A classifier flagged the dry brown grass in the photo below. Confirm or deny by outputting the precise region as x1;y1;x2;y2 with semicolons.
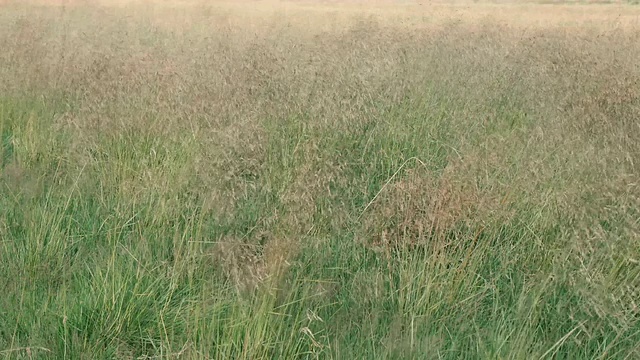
2;0;639;266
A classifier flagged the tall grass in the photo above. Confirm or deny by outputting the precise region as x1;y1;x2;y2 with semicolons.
1;1;639;358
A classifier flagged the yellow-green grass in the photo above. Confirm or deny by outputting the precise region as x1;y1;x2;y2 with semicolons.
1;1;639;358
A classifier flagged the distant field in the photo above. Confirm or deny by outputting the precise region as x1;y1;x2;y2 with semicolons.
1;1;639;359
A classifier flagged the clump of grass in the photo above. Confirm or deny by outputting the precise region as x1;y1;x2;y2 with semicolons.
1;1;639;359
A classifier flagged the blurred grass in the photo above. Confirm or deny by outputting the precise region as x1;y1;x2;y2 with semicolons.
1;2;639;359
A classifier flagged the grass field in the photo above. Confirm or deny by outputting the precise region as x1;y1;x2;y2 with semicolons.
1;0;639;358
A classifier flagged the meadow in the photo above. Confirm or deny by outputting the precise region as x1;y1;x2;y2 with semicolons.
0;1;639;358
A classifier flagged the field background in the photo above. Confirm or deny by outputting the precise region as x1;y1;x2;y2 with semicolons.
1;0;639;359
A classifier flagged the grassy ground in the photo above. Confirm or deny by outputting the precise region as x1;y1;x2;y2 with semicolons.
1;1;639;358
